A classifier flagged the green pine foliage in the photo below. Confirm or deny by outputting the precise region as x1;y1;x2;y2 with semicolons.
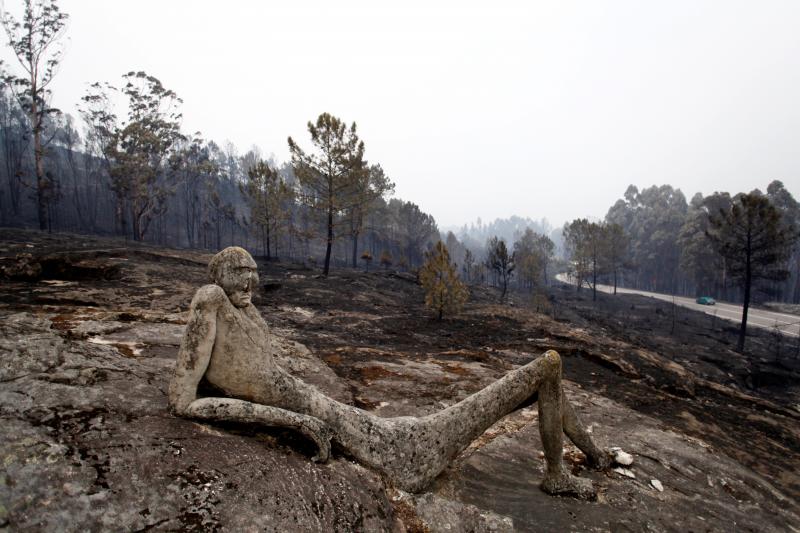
706;192;799;351
419;241;468;320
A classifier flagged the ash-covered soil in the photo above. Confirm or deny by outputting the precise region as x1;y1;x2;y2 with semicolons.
1;228;799;532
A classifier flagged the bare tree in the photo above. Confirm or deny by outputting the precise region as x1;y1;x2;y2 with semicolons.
486;236;515;302
1;0;69;230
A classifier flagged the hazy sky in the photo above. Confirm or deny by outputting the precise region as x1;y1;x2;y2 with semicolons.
3;0;799;229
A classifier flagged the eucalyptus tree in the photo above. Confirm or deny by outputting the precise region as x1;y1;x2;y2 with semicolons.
678;193;728;296
84;72;184;241
0;87;29;221
766;180;800;302
564;218;608;300
1;0;69;229
563;219;593;293
603;223;628;295
606;185;688;293
288;113;365;275
169;134;221;248
52;114;91;230
514;228;554;292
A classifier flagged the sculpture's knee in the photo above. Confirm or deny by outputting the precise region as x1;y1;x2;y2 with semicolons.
541;350;562;379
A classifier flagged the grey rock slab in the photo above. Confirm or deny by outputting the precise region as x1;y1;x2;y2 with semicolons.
433;384;800;532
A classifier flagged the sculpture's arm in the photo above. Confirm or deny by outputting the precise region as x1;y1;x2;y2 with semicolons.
169;285;332;462
183;397;332;462
168;285;223;416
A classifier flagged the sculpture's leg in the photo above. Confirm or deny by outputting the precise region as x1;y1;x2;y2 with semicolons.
283;350;604;495
537;353;596;499
184;397;332;463
562;390;611;469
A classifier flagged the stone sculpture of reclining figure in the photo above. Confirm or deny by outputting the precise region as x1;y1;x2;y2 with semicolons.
169;247;610;497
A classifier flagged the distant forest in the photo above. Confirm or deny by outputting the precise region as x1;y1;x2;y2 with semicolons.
604;183;799;304
1;0;798;307
0;71;444;273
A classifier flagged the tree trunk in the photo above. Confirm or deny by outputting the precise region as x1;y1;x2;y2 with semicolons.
352;232;358;268
738;240;752;353
132;208;141;242
32;106;48;231
265;223;271;260
323;205;333;276
116;196;127;238
592;257;597;301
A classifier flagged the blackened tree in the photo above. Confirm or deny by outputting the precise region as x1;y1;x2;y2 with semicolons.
707;192;798;351
1;0;69;230
486;236;515;302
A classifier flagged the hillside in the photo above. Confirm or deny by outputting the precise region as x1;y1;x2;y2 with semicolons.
1;229;799;532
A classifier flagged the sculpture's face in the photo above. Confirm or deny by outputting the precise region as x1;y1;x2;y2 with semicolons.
215;249;259;308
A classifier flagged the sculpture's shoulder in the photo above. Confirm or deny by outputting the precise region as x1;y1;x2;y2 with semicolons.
190;284;228;311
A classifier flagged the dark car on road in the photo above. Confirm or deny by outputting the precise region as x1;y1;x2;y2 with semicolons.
696;296;716;305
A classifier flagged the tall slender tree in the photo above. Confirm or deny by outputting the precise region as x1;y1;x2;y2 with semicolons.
0;87;29;221
707;192;798;351
603;223;628;295
486;236;515;302
97;72;184;241
288;113;365;275
1;0;69;230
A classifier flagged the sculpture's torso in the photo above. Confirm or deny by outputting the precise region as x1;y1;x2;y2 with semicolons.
203;295;290;406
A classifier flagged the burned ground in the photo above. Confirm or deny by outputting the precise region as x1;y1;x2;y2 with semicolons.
1;228;799;532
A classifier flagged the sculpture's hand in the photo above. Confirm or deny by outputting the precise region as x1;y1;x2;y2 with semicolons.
183;397;333;463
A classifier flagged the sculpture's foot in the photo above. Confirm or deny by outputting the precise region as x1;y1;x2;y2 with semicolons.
585;449;613;470
541;472;597;500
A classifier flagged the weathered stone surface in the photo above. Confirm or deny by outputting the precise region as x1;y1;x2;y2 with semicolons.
0;312;397;532
1;230;799;531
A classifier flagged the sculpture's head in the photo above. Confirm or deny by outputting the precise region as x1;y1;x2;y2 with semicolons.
208;247;259;308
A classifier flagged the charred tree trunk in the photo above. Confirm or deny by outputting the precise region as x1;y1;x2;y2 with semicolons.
738;233;752;353
323;203;333;276
352;232;359;269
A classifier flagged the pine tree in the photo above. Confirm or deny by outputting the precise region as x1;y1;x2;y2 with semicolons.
419;241;468;320
287;112;365;276
486;236;515;302
707;192;798;351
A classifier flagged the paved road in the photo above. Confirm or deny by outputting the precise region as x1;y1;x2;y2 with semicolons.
555;274;800;338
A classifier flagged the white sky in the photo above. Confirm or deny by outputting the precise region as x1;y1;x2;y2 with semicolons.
3;0;800;229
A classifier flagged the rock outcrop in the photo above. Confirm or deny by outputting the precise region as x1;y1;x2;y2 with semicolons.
1;230;799;531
